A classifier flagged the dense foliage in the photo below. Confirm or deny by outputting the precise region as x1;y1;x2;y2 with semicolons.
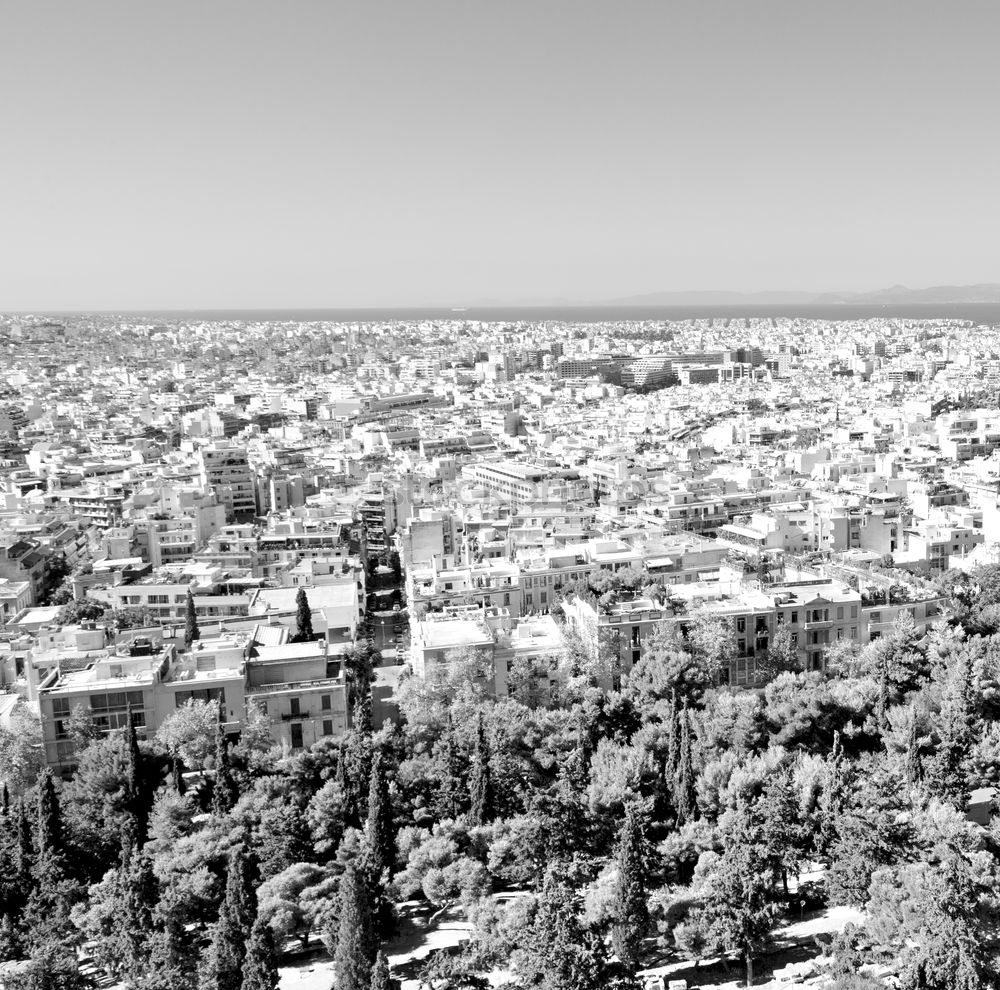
3;568;1000;988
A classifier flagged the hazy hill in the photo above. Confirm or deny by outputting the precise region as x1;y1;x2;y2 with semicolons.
601;284;1000;306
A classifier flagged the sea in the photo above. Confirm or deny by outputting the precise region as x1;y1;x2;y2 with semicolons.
17;303;1000;325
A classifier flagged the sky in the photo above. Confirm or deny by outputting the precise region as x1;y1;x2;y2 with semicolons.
1;0;998;309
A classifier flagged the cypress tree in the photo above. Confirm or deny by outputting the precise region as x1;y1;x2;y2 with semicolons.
141;916;196;990
818;730;847;859
333;863;377;990
610;803;649;976
224;845;258;939
354;691;373;735
172;755;187;795
202;897;243;990
674;704;697;825
202;847;257;990
124;705;148;844
365;750;396;880
370;952;391;990
927;659;975;807
36;769;64;860
434;721;464;820
241;915;279;990
467;713;495;826
905;708;923;786
517;866;608;990
663;691;680;815
15;798;32;880
213;721;238;816
118;847;158;979
294;587;313;642
875;662;890;738
184;589;200;648
1;782;8;817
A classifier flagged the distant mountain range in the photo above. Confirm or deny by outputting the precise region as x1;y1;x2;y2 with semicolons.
598;284;1000;306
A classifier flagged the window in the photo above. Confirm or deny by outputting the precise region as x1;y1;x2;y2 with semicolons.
322;719;333;736
290;724;303;749
290;697;301;716
836;606;844;620
736;617;746;633
791;611;798;623
321;694;331;711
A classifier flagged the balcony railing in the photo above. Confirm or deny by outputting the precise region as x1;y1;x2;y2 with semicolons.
802;619;833;630
248;676;344;694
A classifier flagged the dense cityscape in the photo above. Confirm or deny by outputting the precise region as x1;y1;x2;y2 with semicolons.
0;309;999;988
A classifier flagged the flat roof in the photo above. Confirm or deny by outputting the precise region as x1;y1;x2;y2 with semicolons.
420;619;493;651
251;584;356;613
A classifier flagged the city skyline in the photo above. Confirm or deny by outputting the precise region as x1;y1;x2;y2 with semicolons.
2;0;999;309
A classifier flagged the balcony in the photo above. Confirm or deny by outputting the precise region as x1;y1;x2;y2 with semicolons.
247;675;344;694
802;618;833;631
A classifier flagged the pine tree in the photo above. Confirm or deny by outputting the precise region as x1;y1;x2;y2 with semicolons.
294;587;313;642
36;768;64;860
365;750;396;880
610;803;649;976
333;863;377;990
468;713;495;826
184;589;200;648
674;704;698;825
702;797;782;988
370;952;392;990
241;915;279;990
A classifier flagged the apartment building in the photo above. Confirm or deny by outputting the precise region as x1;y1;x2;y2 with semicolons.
246;639;349;750
563;577;865;688
0;577;32;626
34;629;351;772
197;441;257;521
408;556;522;619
